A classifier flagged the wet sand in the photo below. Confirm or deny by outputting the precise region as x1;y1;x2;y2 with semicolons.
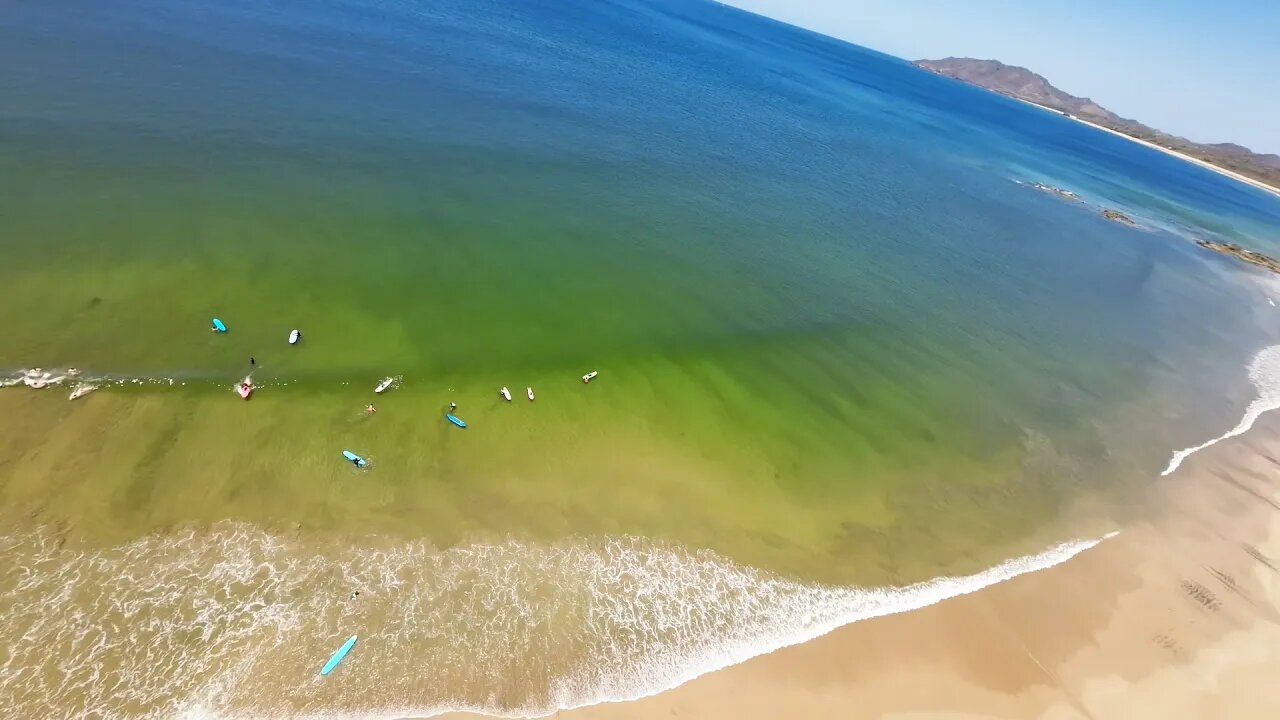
446;412;1280;720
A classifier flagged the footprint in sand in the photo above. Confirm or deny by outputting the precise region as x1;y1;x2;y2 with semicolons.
1179;579;1222;612
1152;633;1184;657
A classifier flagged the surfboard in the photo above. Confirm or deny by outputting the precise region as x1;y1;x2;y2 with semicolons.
374;377;394;393
500;386;512;401
446;414;467;428
527;386;535;401
237;377;253;399
342;450;367;467
320;635;357;676
289;329;300;345
581;371;598;383
212;318;227;333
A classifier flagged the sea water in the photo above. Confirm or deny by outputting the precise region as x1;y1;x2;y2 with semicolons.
2;0;1280;716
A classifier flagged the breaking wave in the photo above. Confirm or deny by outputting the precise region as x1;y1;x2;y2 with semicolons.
0;524;1108;719
1162;344;1280;476
2;367;188;390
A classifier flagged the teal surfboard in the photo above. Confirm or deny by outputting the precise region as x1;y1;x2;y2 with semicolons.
342;450;367;467
446;414;467;428
320;635;357;676
211;318;227;333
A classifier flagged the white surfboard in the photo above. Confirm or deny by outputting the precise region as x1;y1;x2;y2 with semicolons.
527;386;535;401
500;386;512;401
375;377;394;393
289;329;300;344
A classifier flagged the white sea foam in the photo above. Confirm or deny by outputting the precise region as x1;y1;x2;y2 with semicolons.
1162;344;1280;476
1;368;270;394
1;367;72;389
0;524;1109;719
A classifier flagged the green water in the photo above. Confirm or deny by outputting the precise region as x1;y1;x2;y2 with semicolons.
1;0;1278;589
8;1;1280;716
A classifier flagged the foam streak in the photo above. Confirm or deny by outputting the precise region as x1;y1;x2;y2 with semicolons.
1162;344;1280;476
0;525;1112;719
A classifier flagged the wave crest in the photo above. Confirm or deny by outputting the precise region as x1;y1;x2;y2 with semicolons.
0;525;1105;719
1162;344;1280;476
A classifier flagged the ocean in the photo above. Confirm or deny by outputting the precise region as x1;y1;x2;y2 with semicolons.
2;0;1280;716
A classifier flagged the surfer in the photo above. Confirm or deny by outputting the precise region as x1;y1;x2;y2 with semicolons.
250;357;256;367
365;404;376;414
448;401;457;411
350;456;362;468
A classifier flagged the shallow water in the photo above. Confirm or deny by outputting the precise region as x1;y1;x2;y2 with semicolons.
0;522;1106;718
2;0;1280;715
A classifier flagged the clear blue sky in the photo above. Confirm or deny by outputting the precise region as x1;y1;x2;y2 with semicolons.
721;0;1280;153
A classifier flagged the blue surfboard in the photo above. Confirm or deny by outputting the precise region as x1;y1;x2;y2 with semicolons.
212;318;227;333
342;450;368;467
320;635;357;676
446;414;467;428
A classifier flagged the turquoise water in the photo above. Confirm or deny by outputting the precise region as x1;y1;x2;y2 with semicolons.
2;0;1280;716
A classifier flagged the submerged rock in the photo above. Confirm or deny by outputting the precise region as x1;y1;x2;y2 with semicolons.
1101;209;1137;226
1195;239;1280;274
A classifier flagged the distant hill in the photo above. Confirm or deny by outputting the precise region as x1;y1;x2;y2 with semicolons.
915;57;1280;189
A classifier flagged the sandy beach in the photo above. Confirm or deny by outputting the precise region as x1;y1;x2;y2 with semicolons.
442;412;1280;720
1016;98;1280;199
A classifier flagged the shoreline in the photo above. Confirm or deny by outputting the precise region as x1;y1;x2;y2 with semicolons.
1013;97;1280;199
442;411;1280;720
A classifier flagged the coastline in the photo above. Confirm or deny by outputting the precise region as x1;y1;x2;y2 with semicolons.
9;4;1280;716
1014;97;1280;199
442;411;1280;720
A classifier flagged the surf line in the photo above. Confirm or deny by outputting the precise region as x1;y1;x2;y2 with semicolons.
579;532;1118;714
1162;344;1280;476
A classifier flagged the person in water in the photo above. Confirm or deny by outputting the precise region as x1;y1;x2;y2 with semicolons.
250;357;255;366
365;404;376;414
